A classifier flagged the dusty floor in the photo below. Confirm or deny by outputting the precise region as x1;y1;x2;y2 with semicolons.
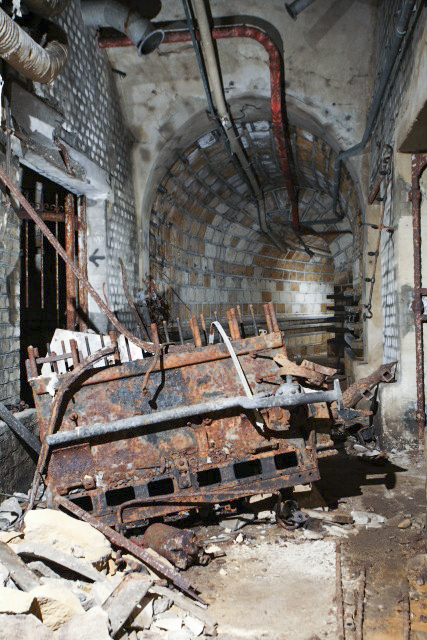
185;449;427;640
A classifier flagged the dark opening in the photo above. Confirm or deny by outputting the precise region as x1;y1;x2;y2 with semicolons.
69;495;93;512
147;477;174;496
197;468;221;486
274;451;299;470
105;486;135;506
233;459;262;479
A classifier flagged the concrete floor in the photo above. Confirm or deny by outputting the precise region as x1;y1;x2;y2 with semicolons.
185;449;427;640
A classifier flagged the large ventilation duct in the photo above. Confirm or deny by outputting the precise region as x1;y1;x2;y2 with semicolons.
22;0;69;18
81;0;164;55
0;8;68;83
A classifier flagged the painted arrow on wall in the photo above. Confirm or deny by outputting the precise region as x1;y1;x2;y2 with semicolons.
89;248;106;268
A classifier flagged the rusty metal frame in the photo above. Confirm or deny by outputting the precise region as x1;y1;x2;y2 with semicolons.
411;153;427;445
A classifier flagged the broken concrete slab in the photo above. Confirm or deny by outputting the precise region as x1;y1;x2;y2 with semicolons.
0;613;53;640
0;497;22;518
0;586;38;614
184;614;205;636
153;595;172;615
30;583;85;630
152;616;182;631
151;586;215;635
16;541;105;582
0;564;9;587
0;540;41;591
23;509;112;569
102;572;153;637
219;513;255;531
55;605;111;640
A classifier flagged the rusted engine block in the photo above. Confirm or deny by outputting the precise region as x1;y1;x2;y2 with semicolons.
28;320;339;531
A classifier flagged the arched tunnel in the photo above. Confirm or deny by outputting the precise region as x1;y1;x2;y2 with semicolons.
146;104;362;356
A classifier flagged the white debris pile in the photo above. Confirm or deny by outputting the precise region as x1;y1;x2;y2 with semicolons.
0;509;217;640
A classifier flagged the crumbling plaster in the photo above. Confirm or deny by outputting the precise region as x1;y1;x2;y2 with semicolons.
105;0;378;280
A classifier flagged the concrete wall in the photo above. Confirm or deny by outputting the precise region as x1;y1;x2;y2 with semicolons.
0;409;39;494
353;2;427;448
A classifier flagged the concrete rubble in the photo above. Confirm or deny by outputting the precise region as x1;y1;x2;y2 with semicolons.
0;500;217;639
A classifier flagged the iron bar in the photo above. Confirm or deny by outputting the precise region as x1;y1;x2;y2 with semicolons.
46;382;341;447
176;317;184;345
411;153;427;445
0;401;41;456
77;196;88;331
65;193;76;330
0;166;158;354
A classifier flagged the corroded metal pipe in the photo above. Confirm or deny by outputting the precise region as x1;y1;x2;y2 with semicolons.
0;8;68;83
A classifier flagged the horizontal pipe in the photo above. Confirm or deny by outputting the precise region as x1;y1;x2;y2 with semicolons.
46;385;340;446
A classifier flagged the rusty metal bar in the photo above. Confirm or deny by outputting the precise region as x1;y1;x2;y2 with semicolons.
17;208;66;222
65;193;76;331
24;220;29;308
200;314;207;344
264;303;274;333
162;320;170;342
227;308;241;341
77;196;88;331
176;317;184;345
268;301;280;333
27;345;117;511
0;166;158;354
236;304;245;338
32;332;284;393
411;153;427;445
250;303;258;335
46;383;341;447
151;323;160;349
46;343;58;374
55;219;60;325
40;228;44;309
190;316;203;348
69;339;79;368
27;346;38;378
53;494;203;603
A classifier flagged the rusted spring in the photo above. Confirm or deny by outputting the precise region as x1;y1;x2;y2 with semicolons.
27;344;116;512
0;166;162;356
119;257;150;341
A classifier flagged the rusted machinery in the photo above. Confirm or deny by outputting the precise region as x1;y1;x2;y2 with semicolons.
26;303;347;531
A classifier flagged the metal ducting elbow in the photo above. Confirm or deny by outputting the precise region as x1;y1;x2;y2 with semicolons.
22;0;70;18
0;8;68;83
81;0;164;55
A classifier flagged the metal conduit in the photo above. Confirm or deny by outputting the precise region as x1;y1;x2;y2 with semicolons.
98;16;299;232
332;0;416;215
0;7;68;83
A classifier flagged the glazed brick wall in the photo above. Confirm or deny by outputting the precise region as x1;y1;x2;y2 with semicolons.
149;121;363;354
35;0;138;328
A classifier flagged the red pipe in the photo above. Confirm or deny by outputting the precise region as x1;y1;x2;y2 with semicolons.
99;25;299;230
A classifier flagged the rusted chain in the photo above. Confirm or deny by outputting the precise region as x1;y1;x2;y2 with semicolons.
119;257;150;341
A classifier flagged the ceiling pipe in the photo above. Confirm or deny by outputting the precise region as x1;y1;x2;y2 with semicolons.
22;0;69;17
0;7;68;83
285;0;318;21
98;16;299;233
332;0;416;215
81;0;164;56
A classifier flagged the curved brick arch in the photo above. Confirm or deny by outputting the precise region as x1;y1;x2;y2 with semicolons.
148;117;362;355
